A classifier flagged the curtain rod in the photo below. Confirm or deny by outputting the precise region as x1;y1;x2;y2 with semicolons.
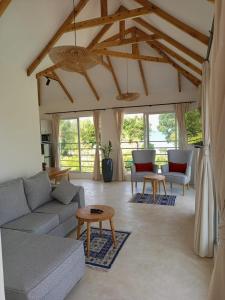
206;18;214;61
45;100;196;115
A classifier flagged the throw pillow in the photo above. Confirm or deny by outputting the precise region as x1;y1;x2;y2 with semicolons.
135;162;153;172
169;162;187;173
51;180;80;205
23;171;52;211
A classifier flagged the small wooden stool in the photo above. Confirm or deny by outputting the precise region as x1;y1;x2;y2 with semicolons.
142;174;167;202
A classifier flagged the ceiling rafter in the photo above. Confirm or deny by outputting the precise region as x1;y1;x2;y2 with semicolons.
0;0;11;17
100;0;108;17
82;71;100;101
52;71;75;103
64;7;153;32
26;0;89;76
106;56;122;96
134;0;209;45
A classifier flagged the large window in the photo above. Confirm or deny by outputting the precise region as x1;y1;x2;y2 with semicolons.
59;117;96;172
185;108;202;145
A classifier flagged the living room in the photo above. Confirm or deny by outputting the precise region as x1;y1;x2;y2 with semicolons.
0;0;224;299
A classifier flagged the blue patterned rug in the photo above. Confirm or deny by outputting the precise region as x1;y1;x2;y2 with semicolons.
130;193;176;206
79;227;131;271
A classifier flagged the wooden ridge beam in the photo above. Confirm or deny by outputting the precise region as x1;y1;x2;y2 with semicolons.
26;0;89;76
94;34;157;49
106;56;122;95
65;7;153;32
93;49;168;63
52;71;75;103
0;0;11;17
146;41;201;86
134;27;202;75
134;17;204;64
82;72;100;101
134;0;209;45
132;43;149;96
100;0;108;17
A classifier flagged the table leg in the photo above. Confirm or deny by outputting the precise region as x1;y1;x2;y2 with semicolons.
109;219;117;247
99;221;102;237
142;180;146;197
87;222;91;257
162;180;167;196
77;219;82;240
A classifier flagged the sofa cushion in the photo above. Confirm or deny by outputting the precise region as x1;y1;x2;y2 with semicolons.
2;212;59;234
0;178;30;226
35;200;78;223
135;162;153;172
51;180;81;205
23;171;52;211
2;228;85;300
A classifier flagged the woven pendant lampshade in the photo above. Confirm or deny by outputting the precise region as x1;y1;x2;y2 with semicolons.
116;92;140;101
49;46;101;73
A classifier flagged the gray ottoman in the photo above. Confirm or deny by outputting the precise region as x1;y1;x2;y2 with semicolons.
2;229;85;300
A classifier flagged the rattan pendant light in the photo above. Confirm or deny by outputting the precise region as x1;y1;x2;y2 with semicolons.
116;49;139;101
49;0;101;73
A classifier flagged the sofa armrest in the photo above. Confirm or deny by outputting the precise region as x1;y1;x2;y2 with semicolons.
161;164;169;174
72;186;85;208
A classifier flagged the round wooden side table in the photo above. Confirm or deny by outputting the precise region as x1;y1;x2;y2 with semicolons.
142;173;167;202
76;205;116;257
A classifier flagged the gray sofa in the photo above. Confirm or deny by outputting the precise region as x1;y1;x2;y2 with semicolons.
0;172;85;300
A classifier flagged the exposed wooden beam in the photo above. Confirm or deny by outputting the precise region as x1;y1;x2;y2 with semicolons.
134;17;204;64
146;41;201;86
0;0;11;17
26;0;89;76
132;43;149;96
52;71;75;103
134;0;209;45
36;63;62;79
120;20;125;40
37;78;41;106
100;27;134;43
82;72;100;101
135;27;202;75
65;7;153;32
100;0;107;16
93;49;168;63
94;34;157;49
178;72;182;92
106;56;122;95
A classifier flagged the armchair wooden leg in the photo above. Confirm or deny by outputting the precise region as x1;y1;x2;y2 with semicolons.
170;182;173;194
182;184;185;196
131;181;134;194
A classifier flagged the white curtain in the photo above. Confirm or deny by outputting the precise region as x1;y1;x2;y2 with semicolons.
93;111;101;181
175;103;189;149
114;109;125;181
208;1;225;299
52;114;60;168
194;62;215;258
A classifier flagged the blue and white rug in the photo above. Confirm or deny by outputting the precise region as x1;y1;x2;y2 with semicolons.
130;193;176;206
79;227;131;271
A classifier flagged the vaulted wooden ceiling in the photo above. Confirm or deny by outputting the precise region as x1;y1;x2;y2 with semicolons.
25;0;214;105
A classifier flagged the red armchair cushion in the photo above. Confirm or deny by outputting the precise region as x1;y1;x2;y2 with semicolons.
169;162;187;173
135;162;153;172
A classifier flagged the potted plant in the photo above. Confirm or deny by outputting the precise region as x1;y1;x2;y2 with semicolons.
100;140;113;182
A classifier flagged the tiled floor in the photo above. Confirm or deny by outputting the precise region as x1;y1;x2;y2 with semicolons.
67;180;212;300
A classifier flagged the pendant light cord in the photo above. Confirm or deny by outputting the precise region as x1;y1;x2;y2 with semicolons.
73;0;77;47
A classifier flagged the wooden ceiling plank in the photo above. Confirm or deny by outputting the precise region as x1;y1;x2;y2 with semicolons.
106;56;122;95
65;7;153;32
135;27;202;75
100;0;108;17
134;17;204;64
26;0;89;76
146;41;201;86
132;43;149;96
0;0;11;17
134;0;209;45
52;71;75;103
82;72;100;101
93;49;168;63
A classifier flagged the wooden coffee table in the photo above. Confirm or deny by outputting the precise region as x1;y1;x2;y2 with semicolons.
76;205;116;257
142;173;167;202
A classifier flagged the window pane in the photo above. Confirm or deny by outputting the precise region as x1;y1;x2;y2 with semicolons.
185;109;203;145
79;117;96;173
59;119;80;171
151;113;178;166
121;113;144;170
